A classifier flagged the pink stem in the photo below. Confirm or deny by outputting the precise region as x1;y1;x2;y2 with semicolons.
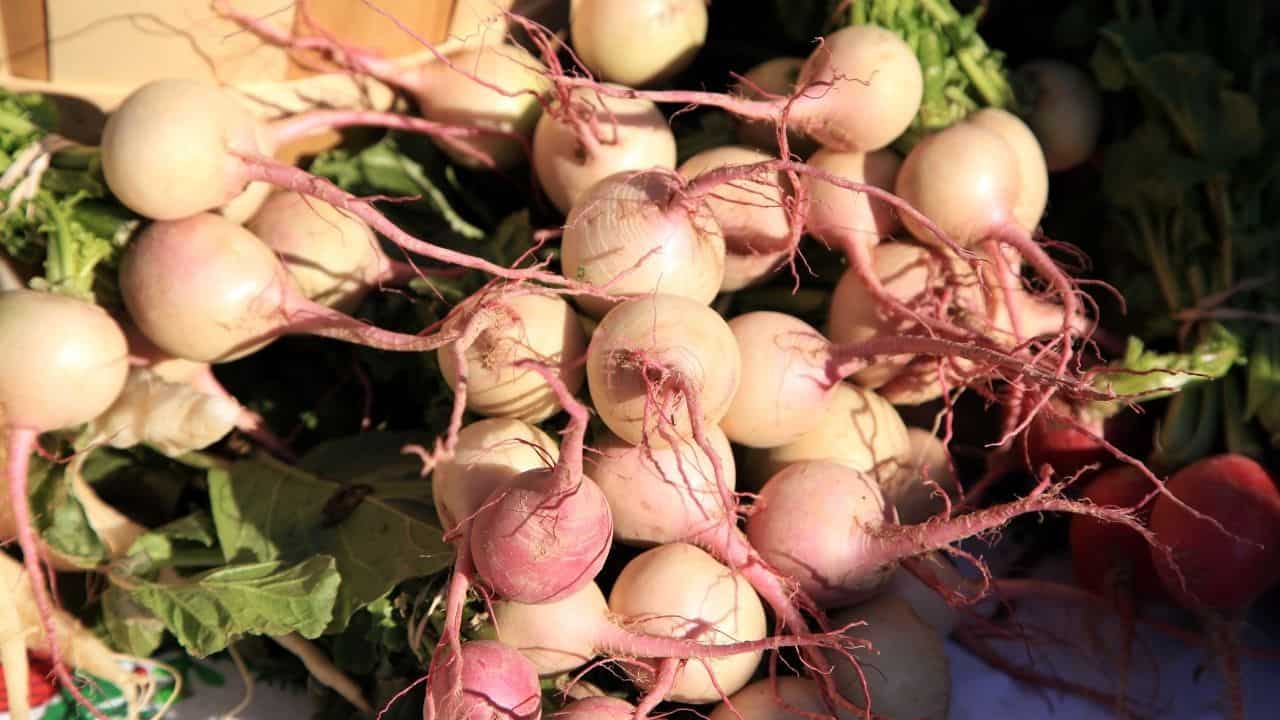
550;78;782;123
7;427;111;720
593;618;843;660
277;292;458;352
990;225;1079;376
268;110;525;168
380;259;466;286
237;154;582;289
633;658;680;720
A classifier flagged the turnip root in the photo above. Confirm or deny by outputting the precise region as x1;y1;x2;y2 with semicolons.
561;171;726;318
119;213;462;363
469;366;612;603
608;543;767;704
677;146;792;255
87;367;241;458
552;697;635;720
747;458;1156;610
887;428;960;525
437;289;588;423
425;640;542;720
720;312;832;449
587;426;736;547
570;0;708;87
1;289;128;720
886;552;971;637
733;57;818;156
830;595;951;720
246;192;418;314
534;90;677;214
1015;60;1103;172
488;579;838;678
586;294;740;447
742;383;910;493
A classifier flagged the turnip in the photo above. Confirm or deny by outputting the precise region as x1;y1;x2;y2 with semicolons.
805;148;901;255
570;0;708;87
437;289;588;423
830;595;951;720
424;640;542;720
533;89;678;214
100;78;568;287
487;579;837;678
561;170;725;317
733;57;818;156
720;312;832;449
721;248;787;293
742;383;910;492
1015;60;1103;172
677;146;793;255
469;366;612;604
430;418;560;533
885;552;972;637
1;289;129;719
552;698;635;720
587;426;735;547
608;543;766;704
967;108;1049;232
747;458;1157;610
586;294;740;447
245;192;426;314
710;676;853;720
118;213;464;363
889;428;960;525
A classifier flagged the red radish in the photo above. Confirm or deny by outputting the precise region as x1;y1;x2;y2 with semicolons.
678;146;793;254
488;580;838;677
430;418;559;533
586;294;740;447
552;698;635;720
830;595;951;720
437;289;588;423
469;366;612;603
118;213;461;363
720;312;832;449
967;108;1049;232
1015;60;1103;172
560;170;726;318
101;78;569;288
570;0;708;87
1023;401;1110;480
733;57;819;156
743;383;910;493
533;89;677;214
1;289;129;720
587;426;736;547
425;640;542;720
608;543;767;704
747;458;1156;610
1148;454;1280;613
245;192;422;313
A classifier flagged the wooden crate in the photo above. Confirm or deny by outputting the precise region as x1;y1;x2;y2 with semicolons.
0;1;516;145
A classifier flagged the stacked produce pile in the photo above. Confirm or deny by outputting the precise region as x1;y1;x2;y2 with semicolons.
1;2;1278;720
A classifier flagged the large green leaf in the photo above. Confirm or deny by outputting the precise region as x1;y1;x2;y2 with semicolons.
124;557;340;657
208;452;451;633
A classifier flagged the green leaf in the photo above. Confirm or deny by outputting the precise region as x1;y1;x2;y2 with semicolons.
124;556;340;657
1245;326;1280;419
1092;323;1244;402
208;454;451;633
26;454;106;566
124;512;218;575
101;586;166;658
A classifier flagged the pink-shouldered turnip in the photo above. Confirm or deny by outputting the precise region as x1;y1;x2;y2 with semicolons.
569;0;708;87
677;146;793;255
425;639;542;720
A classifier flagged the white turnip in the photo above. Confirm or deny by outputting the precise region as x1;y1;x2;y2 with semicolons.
560;170;725;317
570;0;708;87
678;146;793;255
1015;59;1103;172
967;108;1048;232
734;57;818;155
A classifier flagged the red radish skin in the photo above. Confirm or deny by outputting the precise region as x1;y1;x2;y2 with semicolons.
1148;454;1280;613
119;214;462;363
1023;402;1110;481
560;170;726;318
430;418;559;533
1;290;130;720
747;459;1160;609
570;0;708;87
678;146;793;254
1016;60;1103;172
469;365;612;603
534;89;678;214
425;640;542;720
437;290;588;423
586;294;741;447
720;312;833;449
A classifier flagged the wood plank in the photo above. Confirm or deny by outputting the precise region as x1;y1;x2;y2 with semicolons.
2;0;51;81
286;0;456;79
